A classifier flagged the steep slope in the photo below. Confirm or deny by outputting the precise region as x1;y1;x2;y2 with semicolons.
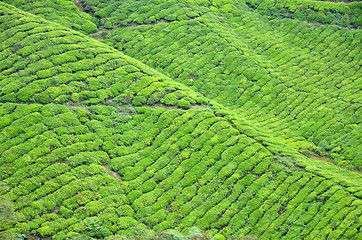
0;2;361;240
82;0;361;170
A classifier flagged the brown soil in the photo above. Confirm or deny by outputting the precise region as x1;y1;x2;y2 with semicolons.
102;165;122;186
73;0;84;12
300;150;334;163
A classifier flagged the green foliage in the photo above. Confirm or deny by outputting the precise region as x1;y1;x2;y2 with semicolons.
0;183;18;224
0;1;361;240
133;96;147;106
101;0;361;170
3;0;97;34
178;99;191;109
84;217;109;238
161;93;179;106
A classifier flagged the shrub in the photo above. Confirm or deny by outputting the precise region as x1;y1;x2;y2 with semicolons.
355;15;362;27
139;179;156;193
214;234;226;240
152;231;178;240
117;205;134;217
38;224;56;237
133;96;147;106
66;151;109;167
161;93;178;106
82;22;97;34
84;217;109;238
118;217;138;230
59;206;73;218
178;99;191;109
37;69;57;79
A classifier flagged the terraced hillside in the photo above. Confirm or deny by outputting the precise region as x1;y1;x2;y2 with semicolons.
0;1;361;240
81;0;362;170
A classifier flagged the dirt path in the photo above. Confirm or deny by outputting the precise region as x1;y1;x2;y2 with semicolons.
73;0;84;12
102;165;122;186
301;150;334;163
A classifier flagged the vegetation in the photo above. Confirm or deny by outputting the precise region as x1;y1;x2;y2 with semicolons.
84;0;361;170
0;0;361;239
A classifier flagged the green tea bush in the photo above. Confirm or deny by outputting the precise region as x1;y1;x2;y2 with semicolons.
132;96;147;106
161;93;179;106
178;99;191;109
84;217;109;238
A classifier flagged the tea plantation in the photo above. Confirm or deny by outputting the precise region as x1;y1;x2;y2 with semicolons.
0;0;361;239
82;0;361;170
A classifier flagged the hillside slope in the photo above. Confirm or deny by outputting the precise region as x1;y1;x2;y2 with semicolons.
81;0;361;170
0;1;361;240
